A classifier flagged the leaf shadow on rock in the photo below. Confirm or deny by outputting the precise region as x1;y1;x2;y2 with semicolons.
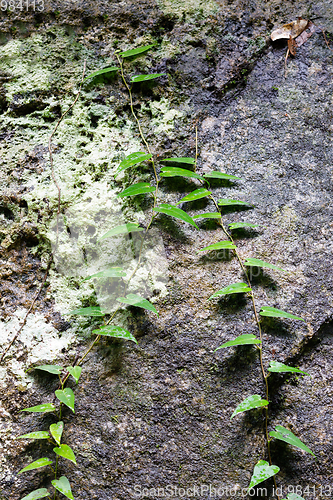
152;215;191;243
260;316;293;339
216;345;258;377
160;176;199;194
242;268;279;290
214;292;249;314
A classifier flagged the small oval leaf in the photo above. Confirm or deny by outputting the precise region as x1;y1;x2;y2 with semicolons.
229;222;259;230
208;282;251;299
20;488;50;500
55;388;75;413
119;44;156;58
118;182;155;197
53;444;77;464
160;166;203;180
244;258;286;272
66;307;105;317
177;188;211;204
66;366;82;384
116;152;152;176
21;404;56;413
269;425;315;456
34;365;63;375
84;66;118;81
199;241;236;252
193;212;221;219
267;361;309;376
17;431;50;440
248;460;280;490
259;306;304;321
18;458;53;474
117;294;158;316
218;198;250;206
282;494;306;500
50;421;64;445
231;395;268;419
131;73;166;83
214;334;261;351
52;476;74;500
92;325;138;344
203;171;240;180
99;223;144;240
154;204;198;229
161;157;195;164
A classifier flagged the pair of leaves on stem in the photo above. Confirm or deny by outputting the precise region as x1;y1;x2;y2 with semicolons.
20;476;74;500
18;421;64;445
33;364;82;383
22;388;75;414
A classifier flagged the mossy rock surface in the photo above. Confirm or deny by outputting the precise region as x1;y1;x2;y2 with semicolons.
1;1;333;499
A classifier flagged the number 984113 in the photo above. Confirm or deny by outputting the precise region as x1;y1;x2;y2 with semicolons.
1;0;44;11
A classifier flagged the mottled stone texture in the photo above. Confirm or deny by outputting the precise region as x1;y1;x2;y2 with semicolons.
1;1;333;499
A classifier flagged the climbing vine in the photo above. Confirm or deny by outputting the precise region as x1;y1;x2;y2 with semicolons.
13;43;315;500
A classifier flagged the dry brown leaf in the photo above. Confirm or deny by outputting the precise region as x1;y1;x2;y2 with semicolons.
296;21;316;47
288;36;297;56
271;18;308;41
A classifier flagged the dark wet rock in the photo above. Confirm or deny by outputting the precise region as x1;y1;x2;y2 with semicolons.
1;1;333;500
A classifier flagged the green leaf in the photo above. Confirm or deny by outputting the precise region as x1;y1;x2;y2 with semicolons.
248;460;280;490
161;157;195;164
17;431;50;440
176;188;212;204
154;204;199;229
34;365;63;375
160;167;203;180
193;212;221;219
267;361;310;376
92;325;138;344
51;476;74;500
55;388;75;413
20;488;50;500
82;267;126;281
131;73;166;82
67;306;105;316
269;425;315;456
282;495;305;500
116;152;152;176
218;198;250;206
66;366;82;384
229;222;259;229
118;182;155;197
244;258;286;272
18;458;53;474
260;306;304;321
84;66;118;81
203;172;240;180
119;44;156;58
53;444;77;464
208;282;252;299
231;394;268;419
50;421;64;445
199;241;236;251
21;403;56;413
117;293;158;316
214;334;261;351
99;223;144;240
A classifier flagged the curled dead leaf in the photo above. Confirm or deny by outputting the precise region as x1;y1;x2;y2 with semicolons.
271;18;309;41
296;21;316;47
288;36;297;56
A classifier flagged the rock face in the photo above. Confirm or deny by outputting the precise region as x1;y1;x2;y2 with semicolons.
1;1;333;499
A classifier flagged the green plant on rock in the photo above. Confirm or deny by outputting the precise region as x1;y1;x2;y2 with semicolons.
15;42;315;499
17;365;82;500
73;43;315;498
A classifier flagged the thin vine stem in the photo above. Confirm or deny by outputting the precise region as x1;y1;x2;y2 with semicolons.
61;56;161;383
194;127;279;498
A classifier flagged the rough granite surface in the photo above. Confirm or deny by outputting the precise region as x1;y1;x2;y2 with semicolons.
0;1;333;499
